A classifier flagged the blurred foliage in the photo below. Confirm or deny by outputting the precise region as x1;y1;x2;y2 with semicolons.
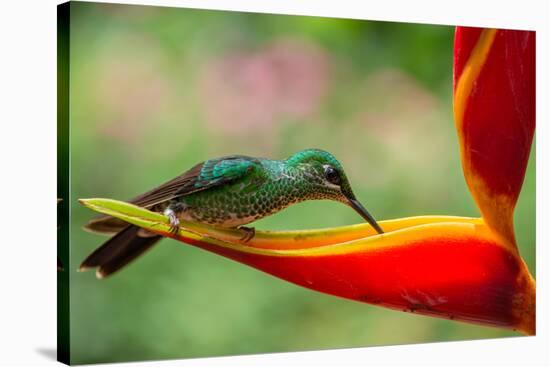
66;2;535;364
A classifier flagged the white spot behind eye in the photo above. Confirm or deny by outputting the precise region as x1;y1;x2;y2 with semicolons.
323;164;342;187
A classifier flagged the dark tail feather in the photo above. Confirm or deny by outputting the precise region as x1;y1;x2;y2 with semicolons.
80;225;162;279
83;215;129;235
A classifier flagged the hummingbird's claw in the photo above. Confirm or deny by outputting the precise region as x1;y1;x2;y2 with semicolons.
238;226;256;243
164;208;180;235
169;224;179;235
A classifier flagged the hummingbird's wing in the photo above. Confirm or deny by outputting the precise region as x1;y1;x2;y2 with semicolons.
134;155;265;207
84;155;265;234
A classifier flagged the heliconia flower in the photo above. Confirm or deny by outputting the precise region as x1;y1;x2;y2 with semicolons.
80;27;536;335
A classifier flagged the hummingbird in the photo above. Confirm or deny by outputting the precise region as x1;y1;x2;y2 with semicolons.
80;148;383;278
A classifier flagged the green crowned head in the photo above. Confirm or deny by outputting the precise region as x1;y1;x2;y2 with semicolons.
286;148;355;202
286;149;383;234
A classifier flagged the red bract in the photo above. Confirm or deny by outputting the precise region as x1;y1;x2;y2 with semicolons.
454;28;535;247
182;220;534;333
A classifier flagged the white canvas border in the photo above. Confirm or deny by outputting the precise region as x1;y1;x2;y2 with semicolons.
0;0;547;366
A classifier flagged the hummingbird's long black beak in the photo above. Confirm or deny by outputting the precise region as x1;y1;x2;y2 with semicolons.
348;198;384;234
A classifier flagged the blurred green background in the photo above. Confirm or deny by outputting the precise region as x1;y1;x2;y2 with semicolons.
66;2;535;364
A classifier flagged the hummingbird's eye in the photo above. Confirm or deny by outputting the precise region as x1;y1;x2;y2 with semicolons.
324;166;341;185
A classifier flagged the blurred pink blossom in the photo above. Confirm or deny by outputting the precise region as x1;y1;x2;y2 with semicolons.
199;39;330;134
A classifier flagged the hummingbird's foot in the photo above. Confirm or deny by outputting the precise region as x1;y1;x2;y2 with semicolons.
163;208;180;235
238;226;256;243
